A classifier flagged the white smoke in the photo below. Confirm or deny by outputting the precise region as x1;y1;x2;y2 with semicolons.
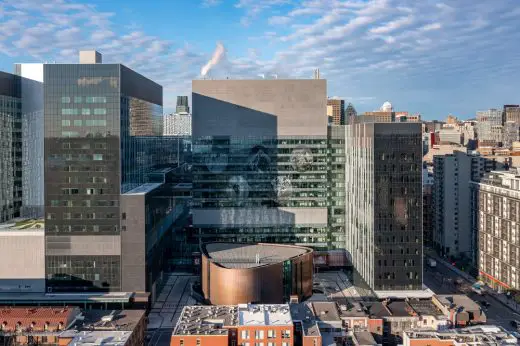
201;42;225;77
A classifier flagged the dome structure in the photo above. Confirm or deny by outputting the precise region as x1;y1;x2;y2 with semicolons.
380;101;393;112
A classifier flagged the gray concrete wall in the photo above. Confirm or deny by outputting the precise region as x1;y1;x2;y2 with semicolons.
46;235;121;256
120;194;146;292
0;231;45;292
192;79;327;137
193;207;327;227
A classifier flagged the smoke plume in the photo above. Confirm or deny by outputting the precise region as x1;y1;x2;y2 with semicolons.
201;42;225;77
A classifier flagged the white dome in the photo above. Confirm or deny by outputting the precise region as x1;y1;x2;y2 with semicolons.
380;101;393;112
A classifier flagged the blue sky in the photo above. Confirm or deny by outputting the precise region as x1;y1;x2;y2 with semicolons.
1;0;519;119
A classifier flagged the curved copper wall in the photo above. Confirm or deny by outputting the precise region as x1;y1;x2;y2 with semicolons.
201;244;313;305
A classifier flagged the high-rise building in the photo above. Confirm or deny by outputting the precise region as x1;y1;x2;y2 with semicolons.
176;95;190;113
43;51;188;294
433;151;497;263
326;98;345;125
345;102;357;119
476;108;503;146
163;112;192;136
504;104;520;123
0;70;43;223
345;120;423;291
472;170;520;292
191;79;347;256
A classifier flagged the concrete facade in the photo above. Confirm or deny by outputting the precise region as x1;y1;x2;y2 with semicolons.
433;151;497;262
0;228;45;293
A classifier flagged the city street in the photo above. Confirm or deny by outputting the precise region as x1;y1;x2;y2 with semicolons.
424;258;520;330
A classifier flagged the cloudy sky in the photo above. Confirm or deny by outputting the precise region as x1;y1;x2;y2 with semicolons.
0;0;519;118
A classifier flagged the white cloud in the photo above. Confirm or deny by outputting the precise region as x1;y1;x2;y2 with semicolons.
268;16;291;25
370;16;414;34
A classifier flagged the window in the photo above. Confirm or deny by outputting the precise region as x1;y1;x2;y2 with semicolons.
94;108;107;115
74;120;82;126
282;330;291;338
122;213;126;220
82;108;91;115
196;339;200;346
61;131;79;137
87;188;95;195
255;343;264;346
255;330;264;339
241;330;250;339
86;119;107;126
93;154;103;161
61;108;78;115
267;330;276;338
61;97;71;103
282;343;289;346
61;119;71;126
268;343;275;346
74;96;82;103
179;340;184;346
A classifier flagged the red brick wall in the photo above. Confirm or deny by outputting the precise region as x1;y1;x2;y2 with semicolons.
303;335;321;346
237;325;293;346
170;334;229;346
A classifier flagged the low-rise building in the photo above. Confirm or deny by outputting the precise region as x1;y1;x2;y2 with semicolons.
432;295;486;327
0;307;146;346
403;325;517;346
171;304;294;346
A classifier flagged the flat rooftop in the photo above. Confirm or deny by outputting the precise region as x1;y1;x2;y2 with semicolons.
124;183;162;195
63;330;132;345
0;292;133;303
386;301;413;317
353;331;377;346
435;294;480;311
405;326;517;345
0;218;44;231
173;305;238;336
202;242;311;269
309;302;341;322
407;298;444;316
239;304;292;326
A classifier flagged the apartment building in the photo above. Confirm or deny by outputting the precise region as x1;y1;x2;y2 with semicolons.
472;171;520;291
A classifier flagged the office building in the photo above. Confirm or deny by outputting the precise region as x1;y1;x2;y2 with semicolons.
346;102;357;119
176;95;190;113
433;151;497;263
438;129;462;144
327;98;345;125
201;242;313;305
472;171;520;292
476;109;503;146
345;120;423;291
191;79;346;254
163;111;192;136
43;51;188;294
0;70;43;223
504;104;520;123
423;170;434;248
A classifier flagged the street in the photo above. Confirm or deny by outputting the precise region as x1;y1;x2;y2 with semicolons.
424;258;520;330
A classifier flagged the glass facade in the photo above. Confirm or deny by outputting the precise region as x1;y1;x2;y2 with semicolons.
192;135;346;250
43;63;183;292
346;123;423;291
0;71;43;222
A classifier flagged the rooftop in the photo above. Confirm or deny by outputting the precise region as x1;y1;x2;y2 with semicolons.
173;305;238;336
202;242;311;269
123;183;162;195
363;302;391;318
0;292;133;304
0;218;44;231
404;326;517;345
386;300;414;317
238;304;292;326
407;298;444;317
309;302;341;322
435;294;481;311
0;306;80;332
65;330;132;345
353;331;378;346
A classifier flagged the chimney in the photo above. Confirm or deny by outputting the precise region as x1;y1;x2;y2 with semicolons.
79;50;102;64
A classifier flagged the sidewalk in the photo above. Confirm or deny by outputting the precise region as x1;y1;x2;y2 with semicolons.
426;252;520;315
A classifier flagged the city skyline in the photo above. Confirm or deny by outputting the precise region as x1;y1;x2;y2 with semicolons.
0;0;518;118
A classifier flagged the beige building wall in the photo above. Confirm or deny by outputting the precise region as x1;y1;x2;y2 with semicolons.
0;230;45;292
192;79;327;137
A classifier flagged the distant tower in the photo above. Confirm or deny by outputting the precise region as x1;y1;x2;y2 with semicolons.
313;69;320;79
176;96;190;113
345;103;357;118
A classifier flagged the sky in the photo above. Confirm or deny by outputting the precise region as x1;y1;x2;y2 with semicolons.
0;0;519;119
